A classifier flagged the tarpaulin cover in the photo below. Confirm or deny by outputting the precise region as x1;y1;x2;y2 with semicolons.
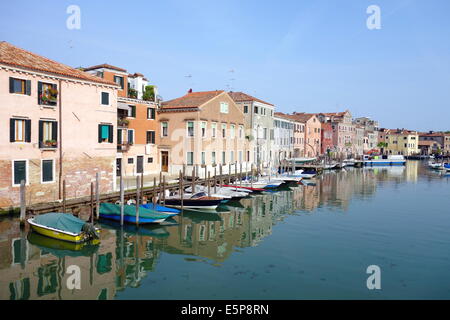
99;203;171;219
33;212;86;234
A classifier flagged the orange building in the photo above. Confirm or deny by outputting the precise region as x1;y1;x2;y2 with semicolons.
84;65;160;179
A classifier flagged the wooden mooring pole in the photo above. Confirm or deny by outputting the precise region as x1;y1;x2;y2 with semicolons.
214;167;217;193
120;169;124;226
62;180;66;213
136;175;140;226
19;180;26;227
207;172;211;197
95;172;100;220
90;182;94;224
153;177;157;206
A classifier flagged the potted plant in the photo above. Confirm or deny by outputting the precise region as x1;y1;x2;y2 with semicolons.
128;88;138;99
44;140;57;147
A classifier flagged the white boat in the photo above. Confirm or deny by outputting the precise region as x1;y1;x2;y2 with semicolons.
363;155;406;166
185;185;249;199
239;179;283;189
343;159;356;166
428;161;447;170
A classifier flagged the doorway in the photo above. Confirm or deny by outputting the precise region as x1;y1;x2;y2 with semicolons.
161;151;168;172
137;156;144;174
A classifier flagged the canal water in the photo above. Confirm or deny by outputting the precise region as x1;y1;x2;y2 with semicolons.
1;161;450;300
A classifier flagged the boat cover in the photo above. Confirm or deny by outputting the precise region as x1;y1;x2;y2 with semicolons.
100;203;170;219
140;203;180;214
33;213;87;234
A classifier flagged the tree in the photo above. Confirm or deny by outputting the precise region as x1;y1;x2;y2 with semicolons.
142;85;155;101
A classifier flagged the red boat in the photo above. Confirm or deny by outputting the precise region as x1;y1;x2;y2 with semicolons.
222;185;265;192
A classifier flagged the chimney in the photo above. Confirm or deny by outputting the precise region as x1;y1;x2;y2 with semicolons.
188;88;193;93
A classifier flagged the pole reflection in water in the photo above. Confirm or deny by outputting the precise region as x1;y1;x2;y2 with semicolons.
1;162;450;299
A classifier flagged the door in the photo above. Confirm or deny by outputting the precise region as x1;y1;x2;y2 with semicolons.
116;158;122;176
137;156;144;174
161;151;168;172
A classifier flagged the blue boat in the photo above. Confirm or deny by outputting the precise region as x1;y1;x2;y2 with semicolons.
140;203;181;216
99;203;171;225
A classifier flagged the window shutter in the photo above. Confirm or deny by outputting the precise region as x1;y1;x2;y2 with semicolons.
117;129;122;144
52;121;58;141
9;78;14;93
39;120;43;144
26;80;31;95
38;81;43;104
25;120;31;143
98;124;102;143
108;125;113;143
10;119;15;142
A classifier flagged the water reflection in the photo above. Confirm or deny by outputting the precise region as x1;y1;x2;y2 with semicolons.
0;161;444;300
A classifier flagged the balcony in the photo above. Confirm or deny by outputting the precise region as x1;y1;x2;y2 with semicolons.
117;143;131;152
118;118;129;128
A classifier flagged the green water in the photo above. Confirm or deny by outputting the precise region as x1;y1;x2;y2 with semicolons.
1;161;450;300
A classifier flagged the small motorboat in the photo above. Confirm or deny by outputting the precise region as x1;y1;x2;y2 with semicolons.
363;155;406;166
164;192;224;210
28;212;100;243
238;179;283;189
428;161;447;170
185;185;249;199
140;203;181;215
99;203;172;224
222;184;265;192
27;232;99;257
294;169;317;179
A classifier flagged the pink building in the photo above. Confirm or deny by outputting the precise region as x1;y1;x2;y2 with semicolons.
0;41;119;210
288;113;322;157
317;110;355;157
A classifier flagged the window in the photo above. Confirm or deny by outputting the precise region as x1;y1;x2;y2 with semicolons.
128;158;134;164
38;82;57;106
39;120;57;148
147;108;156;120
222;151;226;164
9;78;30;95
201;152;205;165
239;151;243;162
211;123;217;138
127;129;134;145
128;105;136;118
230;151;234;163
244;105;248;113
41;159;54;183
212;152;216;164
114;76;124;89
187;152;194;165
222;124;226;138
98;124;113;143
201;122;206;138
231;124;235;138
254;106;258;114
187;121;194;137
220;102;229;114
146;131;155;144
13;160;27;186
148;157;153;163
162;122;168;137
239;126;243;139
10;119;31;143
101;92;109;105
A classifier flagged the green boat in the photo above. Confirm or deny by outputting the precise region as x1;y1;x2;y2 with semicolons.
99;203;171;225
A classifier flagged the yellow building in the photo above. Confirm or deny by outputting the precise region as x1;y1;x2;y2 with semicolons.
384;129;419;156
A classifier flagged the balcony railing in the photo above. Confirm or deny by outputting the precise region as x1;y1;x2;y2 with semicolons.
118;118;129;127
117;143;131;152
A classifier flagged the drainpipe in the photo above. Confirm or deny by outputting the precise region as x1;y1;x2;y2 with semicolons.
58;79;63;199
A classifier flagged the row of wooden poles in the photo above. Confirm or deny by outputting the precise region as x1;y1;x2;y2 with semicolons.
19;161;297;227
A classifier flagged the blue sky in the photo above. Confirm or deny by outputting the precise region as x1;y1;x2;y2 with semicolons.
1;0;449;131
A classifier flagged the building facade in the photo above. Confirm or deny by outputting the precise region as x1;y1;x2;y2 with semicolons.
228;92;275;169
158;90;249;177
0;42;119;209
419;132;450;156
84;65;160;180
273;113;294;165
384;129;420;156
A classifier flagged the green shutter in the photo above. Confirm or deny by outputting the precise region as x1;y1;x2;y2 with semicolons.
25;120;31;143
25;80;31;95
52;122;58;142
42;160;53;182
98;125;102;143
108;125;113;143
10;119;15;142
9;78;14;93
39;121;43;145
14;161;26;185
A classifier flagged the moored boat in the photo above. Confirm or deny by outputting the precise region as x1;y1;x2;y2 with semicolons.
164;192;224;210
363;155;406;166
140;203;181;215
99;203;172;224
28;212;100;243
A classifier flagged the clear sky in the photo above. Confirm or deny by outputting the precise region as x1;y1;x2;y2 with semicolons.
1;0;449;131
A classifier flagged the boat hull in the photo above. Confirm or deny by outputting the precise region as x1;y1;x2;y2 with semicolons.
99;214;166;224
363;161;406;166
164;199;222;210
28;219;96;243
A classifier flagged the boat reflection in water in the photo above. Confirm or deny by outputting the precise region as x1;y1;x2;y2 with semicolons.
1;161;449;299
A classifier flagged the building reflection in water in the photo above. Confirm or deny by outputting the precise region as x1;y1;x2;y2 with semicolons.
0;162;421;300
